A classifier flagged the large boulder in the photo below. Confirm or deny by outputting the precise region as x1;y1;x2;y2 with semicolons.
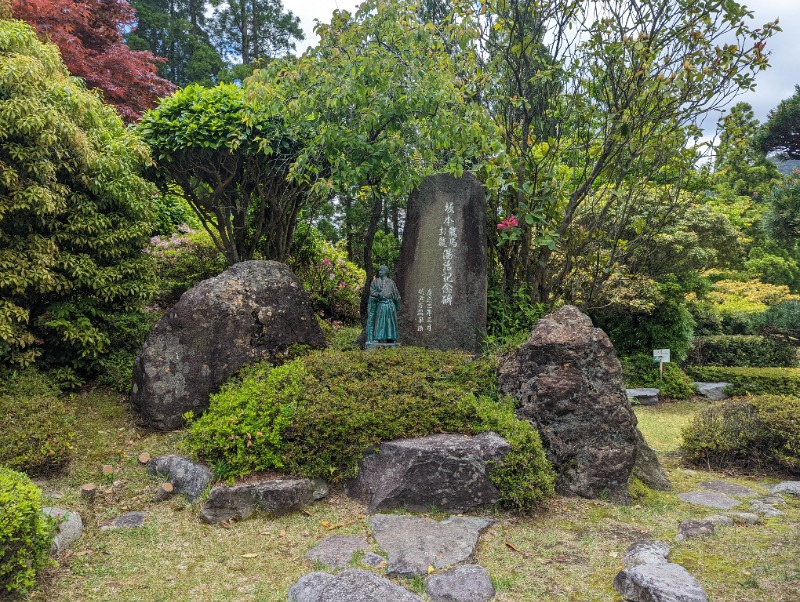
199;478;315;524
346;432;510;513
131;260;325;430
148;455;212;501
498;305;641;503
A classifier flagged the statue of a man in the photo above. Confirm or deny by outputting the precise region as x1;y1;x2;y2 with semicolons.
366;265;401;344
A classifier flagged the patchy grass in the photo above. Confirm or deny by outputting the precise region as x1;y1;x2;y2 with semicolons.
21;390;800;601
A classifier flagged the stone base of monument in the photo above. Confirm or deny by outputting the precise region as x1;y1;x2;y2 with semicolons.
365;342;400;350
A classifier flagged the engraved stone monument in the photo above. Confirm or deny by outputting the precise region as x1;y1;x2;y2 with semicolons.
396;173;487;353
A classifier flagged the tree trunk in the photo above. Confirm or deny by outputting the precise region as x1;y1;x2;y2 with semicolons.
359;190;383;325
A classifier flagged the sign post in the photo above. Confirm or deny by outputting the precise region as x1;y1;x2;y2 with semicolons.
653;349;671;379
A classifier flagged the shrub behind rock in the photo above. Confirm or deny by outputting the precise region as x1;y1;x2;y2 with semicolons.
185;347;555;510
0;468;55;597
685;366;800;397
681;395;800;472
686;335;796;368
0;371;75;474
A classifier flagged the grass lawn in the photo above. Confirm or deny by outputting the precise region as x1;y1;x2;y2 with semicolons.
24;390;800;601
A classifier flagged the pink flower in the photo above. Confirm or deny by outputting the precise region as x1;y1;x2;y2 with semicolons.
338;281;346;289
322;258;332;267
497;215;519;230
328;272;335;280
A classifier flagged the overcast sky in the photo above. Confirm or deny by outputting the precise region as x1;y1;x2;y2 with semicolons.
285;0;800;135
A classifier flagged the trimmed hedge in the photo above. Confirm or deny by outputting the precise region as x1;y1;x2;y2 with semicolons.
0;371;75;474
685;366;800;397
185;347;556;510
621;354;695;399
0;468;55;597
686;335;796;368
681;395;800;472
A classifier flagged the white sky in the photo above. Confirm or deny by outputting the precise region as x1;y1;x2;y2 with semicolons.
284;0;800;133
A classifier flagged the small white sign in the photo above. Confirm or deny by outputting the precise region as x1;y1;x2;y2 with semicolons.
653;349;671;363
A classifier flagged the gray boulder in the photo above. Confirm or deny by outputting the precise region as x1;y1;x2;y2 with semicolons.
701;515;734;527
614;563;709;602
132;260;325;430
623;541;671;567
101;511;146;530
499;306;643;503
675;520;715;542
305;535;371;570
347;432;510;513
426;565;495;602
750;499;784;517
726;512;760;525
370;514;494;577
692;382;731;401
200;478;314;523
288;569;422;602
626;388;660;406
771;481;800;496
42;507;83;553
148;455;212;501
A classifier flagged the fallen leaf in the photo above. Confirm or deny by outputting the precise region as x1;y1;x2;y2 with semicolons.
357;513;364;519
428;565;434;575
327;523;344;530
320;520;330;527
241;553;260;558
302;509;312;516
505;542;521;552
279;530;286;537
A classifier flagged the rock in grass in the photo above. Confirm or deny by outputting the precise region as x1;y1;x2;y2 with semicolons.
288;569;421;602
726;512;759;525
675;520;715;542
626;388;660;406
692;382;731;401
771;481;800;496
148;455;212;502
200;478;314;524
677;490;739;510
426;565;495;602
698;481;757;498
623;541;671;567
613;563;709;602
42;507;83;553
101;511;146;530
750;499;784;517
701;515;734;527
305;535;370;570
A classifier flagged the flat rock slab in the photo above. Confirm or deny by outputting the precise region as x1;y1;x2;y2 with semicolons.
426;565;495;602
675;520;714;542
149;455;212;502
305;535;370;569
200;478;314;524
361;552;387;569
726;512;760;525
42;507;83;553
756;494;786;506
771;481;800;496
702;515;734;527
288;569;421;602
614;563;709;602
347;432;510;513
750;500;784;517
698;481;757;498
623;541;671;567
370;514;494;577
693;382;731;401
102;511;146;530
626;388;660;405
677;491;740;510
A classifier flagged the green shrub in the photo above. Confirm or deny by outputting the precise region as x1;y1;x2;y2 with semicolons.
0;371;75;474
95;310;162;392
152;190;199;236
185;347;555;510
621;353;696;399
0;468;55;597
486;279;546;345
684;366;800;397
686;335;797;368
681;395;800;472
759;299;800;341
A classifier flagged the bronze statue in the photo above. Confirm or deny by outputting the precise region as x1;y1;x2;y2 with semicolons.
366;265;401;346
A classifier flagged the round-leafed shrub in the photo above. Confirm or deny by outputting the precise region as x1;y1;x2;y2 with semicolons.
185;347;555;510
0;468;55;598
0;371;75;474
681;395;800;472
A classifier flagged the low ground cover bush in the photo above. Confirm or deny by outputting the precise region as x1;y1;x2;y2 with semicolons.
621;353;696;399
0;468;55;597
686;335;796;368
685;366;800;396
681;395;800;472
185;347;555;510
0;371;75;474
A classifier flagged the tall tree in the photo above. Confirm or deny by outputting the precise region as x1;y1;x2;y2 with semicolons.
11;0;175;121
757;84;800;159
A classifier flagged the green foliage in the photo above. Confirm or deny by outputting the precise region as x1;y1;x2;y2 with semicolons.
0;370;75;474
94;310;161;392
371;230;400;273
0;468;56;597
152;191;199;236
681;395;800;472
686;335;796;368
685;366;800;397
744;247;800;291
763;174;800;245
0;19;156;371
486;280;547;345
186;347;555;510
620;354;696;400
757;84;800;159
759;299;800;341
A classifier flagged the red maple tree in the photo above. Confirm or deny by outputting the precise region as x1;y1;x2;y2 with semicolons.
12;0;175;121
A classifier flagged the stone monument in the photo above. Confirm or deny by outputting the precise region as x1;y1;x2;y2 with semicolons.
395;173;487;353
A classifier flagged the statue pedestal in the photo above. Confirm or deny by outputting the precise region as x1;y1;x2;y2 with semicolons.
365;342;400;350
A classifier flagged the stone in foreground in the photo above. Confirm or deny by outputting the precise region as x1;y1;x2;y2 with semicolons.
677;491;740;510
200;478;314;524
148;454;212;502
42;507;83;553
613;563;709;602
499;306;642;503
305;535;370;570
771;481;800;496
426;565;495;602
132;260;325;431
698;480;757;498
626;388;660;406
347;432;510;513
370;514;494;577
102;511;146;530
675;520;715;542
288;569;422;602
692;382;731;401
623;541;671;567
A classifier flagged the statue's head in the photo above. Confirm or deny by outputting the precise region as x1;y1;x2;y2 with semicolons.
379;265;389;277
